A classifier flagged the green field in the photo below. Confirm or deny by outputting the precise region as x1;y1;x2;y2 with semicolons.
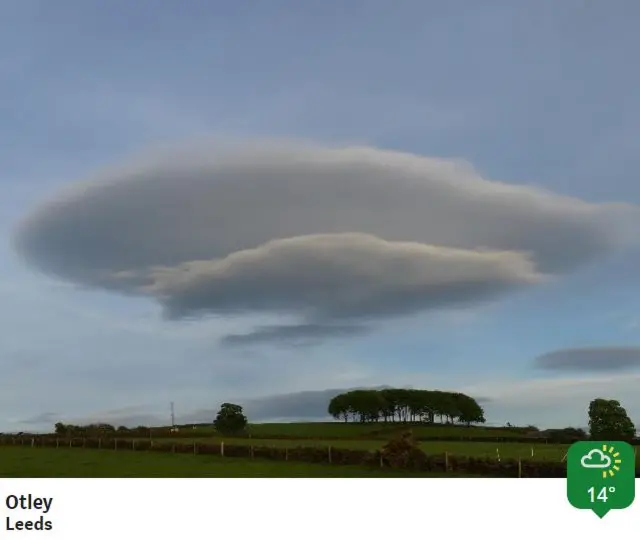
111;421;571;462
0;447;451;478
173;422;530;440
5;422;614;477
146;437;569;461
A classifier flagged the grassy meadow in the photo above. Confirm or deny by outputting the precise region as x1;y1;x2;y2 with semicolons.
137;422;570;462
169;422;529;440
144;437;569;461
4;422;621;477
0;446;451;478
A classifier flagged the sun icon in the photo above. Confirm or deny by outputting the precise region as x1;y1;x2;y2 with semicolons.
601;444;622;479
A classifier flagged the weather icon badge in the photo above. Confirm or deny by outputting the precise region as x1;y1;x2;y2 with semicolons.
581;447;621;477
567;441;635;518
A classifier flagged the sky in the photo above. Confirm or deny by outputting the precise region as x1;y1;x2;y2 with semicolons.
2;0;640;432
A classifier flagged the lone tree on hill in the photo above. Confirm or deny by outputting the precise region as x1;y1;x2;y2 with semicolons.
588;398;635;441
213;402;248;435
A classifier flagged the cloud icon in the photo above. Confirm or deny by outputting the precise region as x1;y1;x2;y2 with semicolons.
581;449;612;469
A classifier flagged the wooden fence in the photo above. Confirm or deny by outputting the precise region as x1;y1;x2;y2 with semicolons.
0;435;585;477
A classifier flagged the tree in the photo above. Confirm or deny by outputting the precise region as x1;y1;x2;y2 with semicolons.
328;394;350;422
455;393;486;426
588;398;636;441
213;402;248;435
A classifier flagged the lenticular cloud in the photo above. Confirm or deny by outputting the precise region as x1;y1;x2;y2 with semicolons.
12;139;639;343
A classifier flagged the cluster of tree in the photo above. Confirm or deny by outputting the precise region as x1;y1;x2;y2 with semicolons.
327;388;485;425
52;403;252;438
54;423;117;435
53;423;150;436
535;427;587;440
588;398;636;440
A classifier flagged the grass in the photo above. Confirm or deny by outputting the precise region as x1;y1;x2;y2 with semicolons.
135;422;563;460
0;446;453;478
144;437;570;461
174;422;530;440
9;422;625;477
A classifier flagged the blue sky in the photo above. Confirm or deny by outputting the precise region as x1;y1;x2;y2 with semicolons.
2;1;640;432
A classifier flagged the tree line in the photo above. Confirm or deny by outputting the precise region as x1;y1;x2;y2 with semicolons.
54;423;147;436
49;396;636;441
327;388;485;425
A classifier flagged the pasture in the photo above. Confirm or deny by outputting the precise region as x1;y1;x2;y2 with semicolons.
0;446;448;478
171;422;531;440
129;422;571;462
5;422;622;477
145;437;570;461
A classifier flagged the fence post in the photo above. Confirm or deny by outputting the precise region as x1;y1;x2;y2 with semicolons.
132;440;136;451
285;448;288;461
83;438;86;448
518;458;522;478
445;452;449;472
31;438;35;448
56;438;59;449
98;438;101;449
250;445;254;459
328;446;332;464
115;439;118;451
69;438;72;448
220;441;224;457
194;442;197;455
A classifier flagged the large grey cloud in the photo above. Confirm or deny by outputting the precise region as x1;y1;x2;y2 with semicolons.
535;347;640;372
12;139;639;341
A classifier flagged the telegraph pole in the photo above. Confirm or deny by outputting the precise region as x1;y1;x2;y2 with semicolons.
170;401;175;429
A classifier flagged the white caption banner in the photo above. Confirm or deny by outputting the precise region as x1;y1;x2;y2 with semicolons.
0;479;638;538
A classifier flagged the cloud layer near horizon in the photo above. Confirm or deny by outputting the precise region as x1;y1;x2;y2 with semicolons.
535;347;640;372
18;374;640;431
18;386;495;428
12;139;639;343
